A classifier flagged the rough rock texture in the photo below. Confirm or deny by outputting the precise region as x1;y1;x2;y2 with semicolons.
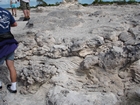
0;3;140;105
62;0;78;4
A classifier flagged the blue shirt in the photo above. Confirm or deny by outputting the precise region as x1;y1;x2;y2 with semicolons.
0;7;15;34
0;7;18;60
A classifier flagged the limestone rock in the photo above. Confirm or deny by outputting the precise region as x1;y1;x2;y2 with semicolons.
1;4;140;105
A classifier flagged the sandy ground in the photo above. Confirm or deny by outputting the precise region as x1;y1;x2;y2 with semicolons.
0;4;140;105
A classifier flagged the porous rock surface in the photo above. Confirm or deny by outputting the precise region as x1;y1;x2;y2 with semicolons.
0;3;140;105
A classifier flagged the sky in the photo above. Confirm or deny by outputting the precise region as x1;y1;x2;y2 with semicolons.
0;0;140;7
0;0;94;5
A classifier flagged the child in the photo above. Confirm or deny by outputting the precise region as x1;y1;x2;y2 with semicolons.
10;0;18;17
0;7;18;93
18;0;30;21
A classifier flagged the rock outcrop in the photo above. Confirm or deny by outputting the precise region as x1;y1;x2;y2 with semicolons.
0;4;140;105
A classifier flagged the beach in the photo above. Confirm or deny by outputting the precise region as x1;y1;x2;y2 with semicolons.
0;2;140;105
